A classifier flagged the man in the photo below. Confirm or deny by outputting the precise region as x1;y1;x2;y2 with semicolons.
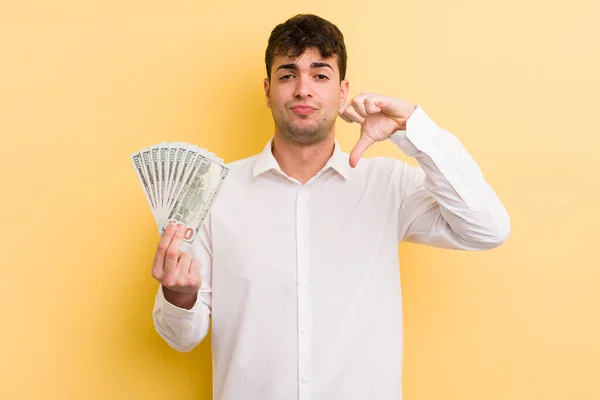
150;14;510;400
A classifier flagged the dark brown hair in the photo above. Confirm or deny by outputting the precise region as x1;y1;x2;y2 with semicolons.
265;14;347;81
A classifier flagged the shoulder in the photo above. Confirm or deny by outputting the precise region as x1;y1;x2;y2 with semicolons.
222;154;259;180
225;154;258;169
213;153;261;200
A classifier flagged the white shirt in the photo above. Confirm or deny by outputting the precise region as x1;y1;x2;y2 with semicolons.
152;106;510;400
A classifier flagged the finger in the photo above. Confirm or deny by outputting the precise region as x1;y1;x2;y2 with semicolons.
189;259;203;288
342;104;366;124
365;94;398;115
351;97;368;118
151;222;177;280
165;251;190;288
164;224;185;281
179;252;192;271
338;103;354;123
349;135;375;168
351;91;374;104
364;96;381;114
176;252;194;287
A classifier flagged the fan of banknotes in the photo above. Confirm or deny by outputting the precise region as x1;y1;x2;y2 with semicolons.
130;142;229;243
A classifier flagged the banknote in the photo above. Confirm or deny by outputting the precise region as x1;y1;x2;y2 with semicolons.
131;142;229;243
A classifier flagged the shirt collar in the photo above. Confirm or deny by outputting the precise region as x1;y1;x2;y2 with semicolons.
252;137;352;180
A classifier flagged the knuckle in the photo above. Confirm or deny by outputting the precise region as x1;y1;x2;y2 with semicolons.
151;270;161;281
162;276;175;288
166;246;178;260
180;251;191;260
177;275;188;288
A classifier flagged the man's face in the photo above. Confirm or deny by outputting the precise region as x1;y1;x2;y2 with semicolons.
264;48;349;146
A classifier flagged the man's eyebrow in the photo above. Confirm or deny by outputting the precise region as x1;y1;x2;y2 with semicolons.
311;62;333;70
276;63;299;72
275;62;334;72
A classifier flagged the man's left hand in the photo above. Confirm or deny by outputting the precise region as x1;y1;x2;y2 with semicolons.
338;92;417;168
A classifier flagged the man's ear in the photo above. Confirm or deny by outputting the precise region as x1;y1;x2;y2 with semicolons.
264;78;271;108
339;79;349;104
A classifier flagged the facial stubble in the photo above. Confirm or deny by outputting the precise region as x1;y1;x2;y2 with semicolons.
275;112;336;147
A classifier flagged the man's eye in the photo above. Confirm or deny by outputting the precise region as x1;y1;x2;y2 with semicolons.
316;75;329;80
280;74;294;80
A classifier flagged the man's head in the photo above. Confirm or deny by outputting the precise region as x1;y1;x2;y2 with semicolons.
265;14;347;82
263;14;350;147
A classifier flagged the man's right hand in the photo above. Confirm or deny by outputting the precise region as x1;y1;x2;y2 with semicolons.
151;222;202;310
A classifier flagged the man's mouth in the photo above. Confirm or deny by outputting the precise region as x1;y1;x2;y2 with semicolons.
291;105;317;116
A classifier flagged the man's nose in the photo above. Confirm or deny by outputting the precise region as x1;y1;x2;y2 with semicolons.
293;75;312;98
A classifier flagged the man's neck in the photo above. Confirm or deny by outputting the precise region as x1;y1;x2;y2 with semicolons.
272;134;335;185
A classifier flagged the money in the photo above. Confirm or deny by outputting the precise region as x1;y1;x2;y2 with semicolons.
131;142;229;243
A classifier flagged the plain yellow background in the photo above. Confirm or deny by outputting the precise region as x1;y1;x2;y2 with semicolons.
1;1;599;399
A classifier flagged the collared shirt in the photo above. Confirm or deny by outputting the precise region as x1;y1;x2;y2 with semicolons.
152;106;510;400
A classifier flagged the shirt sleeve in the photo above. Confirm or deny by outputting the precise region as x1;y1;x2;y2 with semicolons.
152;216;213;352
390;106;510;250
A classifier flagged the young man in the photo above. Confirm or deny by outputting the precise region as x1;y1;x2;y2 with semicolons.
150;14;510;400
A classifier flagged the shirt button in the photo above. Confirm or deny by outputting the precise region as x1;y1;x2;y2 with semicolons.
300;278;307;284
301;376;309;383
301;327;308;335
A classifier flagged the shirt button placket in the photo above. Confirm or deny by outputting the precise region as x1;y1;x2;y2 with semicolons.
296;188;311;399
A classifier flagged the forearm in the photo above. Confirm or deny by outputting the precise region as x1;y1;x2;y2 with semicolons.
411;150;509;248
393;106;510;249
152;285;211;352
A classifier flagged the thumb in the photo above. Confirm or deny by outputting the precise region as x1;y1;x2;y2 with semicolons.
349;135;374;168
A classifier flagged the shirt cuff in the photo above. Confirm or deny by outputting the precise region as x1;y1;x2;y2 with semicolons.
389;105;440;156
156;284;199;318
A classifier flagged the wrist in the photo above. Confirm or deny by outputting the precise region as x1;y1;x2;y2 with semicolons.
393;104;417;131
162;286;198;310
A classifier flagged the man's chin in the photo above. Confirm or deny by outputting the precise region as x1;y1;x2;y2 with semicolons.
275;116;335;146
284;128;328;147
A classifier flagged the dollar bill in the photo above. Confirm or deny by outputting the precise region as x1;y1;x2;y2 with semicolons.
131;142;229;243
162;156;228;242
131;151;156;219
141;149;157;216
149;145;162;217
159;144;168;214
